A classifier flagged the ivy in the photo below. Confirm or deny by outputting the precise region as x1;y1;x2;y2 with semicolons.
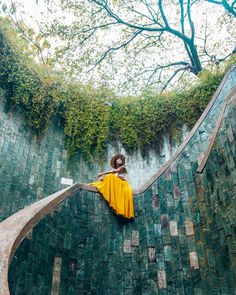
0;18;59;131
61;84;111;160
0;18;233;161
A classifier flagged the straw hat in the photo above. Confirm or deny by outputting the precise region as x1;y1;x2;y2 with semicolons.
110;154;125;168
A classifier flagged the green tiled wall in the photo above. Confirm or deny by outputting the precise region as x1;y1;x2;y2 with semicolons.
0;90;185;223
5;68;236;294
0;96;104;221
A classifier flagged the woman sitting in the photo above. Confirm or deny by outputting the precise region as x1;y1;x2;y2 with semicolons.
90;154;134;219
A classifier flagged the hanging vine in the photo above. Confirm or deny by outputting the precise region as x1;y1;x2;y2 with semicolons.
0;17;233;161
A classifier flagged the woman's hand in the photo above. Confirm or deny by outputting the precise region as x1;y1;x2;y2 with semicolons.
98;172;104;178
117;166;127;173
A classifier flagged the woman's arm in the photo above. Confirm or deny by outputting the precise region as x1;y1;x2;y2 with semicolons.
98;166;127;178
98;168;119;178
117;166;128;180
118;166;127;174
98;170;112;178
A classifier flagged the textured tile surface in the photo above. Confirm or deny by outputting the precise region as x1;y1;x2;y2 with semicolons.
4;69;236;294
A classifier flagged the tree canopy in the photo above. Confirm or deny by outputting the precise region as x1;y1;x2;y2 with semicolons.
2;0;234;94
205;0;236;17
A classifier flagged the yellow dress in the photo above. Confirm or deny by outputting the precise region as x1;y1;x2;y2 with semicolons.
90;173;134;219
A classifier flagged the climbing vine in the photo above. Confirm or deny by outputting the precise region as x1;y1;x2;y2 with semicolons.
0;17;234;161
0;18;60;131
109;69;226;153
59;84;111;160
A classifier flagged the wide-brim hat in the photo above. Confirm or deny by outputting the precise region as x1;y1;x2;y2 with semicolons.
110;154;125;168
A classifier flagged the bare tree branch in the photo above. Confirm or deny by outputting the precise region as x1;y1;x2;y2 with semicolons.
201;13;234;64
179;0;185;34
161;66;189;92
222;0;236;16
119;0;159;24
206;0;222;3
89;29;142;71
91;0;202;76
133;61;190;87
158;0;170;27
133;32;165;55
9;0;49;66
9;13;47;66
142;0;160;23
92;0;166;32
187;0;195;40
81;21;119;34
206;0;236;17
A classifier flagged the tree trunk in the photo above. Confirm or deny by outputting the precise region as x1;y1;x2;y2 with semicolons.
185;40;202;75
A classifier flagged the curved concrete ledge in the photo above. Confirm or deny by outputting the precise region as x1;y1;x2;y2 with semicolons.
83;85;236;193
0;64;236;294
84;84;236;193
136;67;236;193
0;183;88;295
197;88;236;173
77;65;236;195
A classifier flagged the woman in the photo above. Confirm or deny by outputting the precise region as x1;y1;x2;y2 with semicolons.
90;154;134;219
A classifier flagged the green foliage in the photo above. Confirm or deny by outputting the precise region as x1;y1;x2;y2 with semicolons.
110;69;223;154
0;17;230;161
173;70;224;128
110;94;176;153
0;18;59;130
61;84;111;160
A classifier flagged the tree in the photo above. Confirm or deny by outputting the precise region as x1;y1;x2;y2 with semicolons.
205;0;236;17
2;0;236;94
91;0;202;77
44;0;236;93
48;0;205;92
1;1;53;68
